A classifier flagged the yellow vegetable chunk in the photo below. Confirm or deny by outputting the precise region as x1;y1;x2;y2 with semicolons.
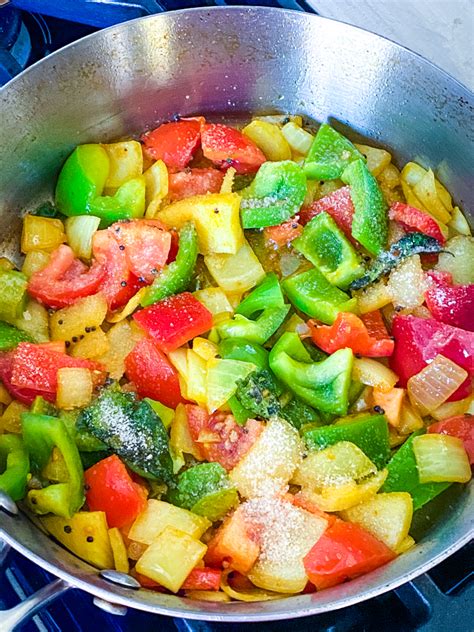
395;535;416;554
242;120;291;161
56;367;92;409
96;320;144;380
230;418;302;498
448;206;471;237
204;240;265;293
41;511;114;569
108;527;130;574
244;497;327;593
21;215;65;253
430;395;472;421
22;250;50;278
106;287;148;323
397;399;424;434
128;499;210;545
0;383;12;406
354;279;392;314
0;400;28;433
144;159;168;218
281;122;314;156
192;337;218;361
340;492;413;551
50;293;108;342
436;236;474;285
185;590;231;602
136;526;207;593
412;169;451;223
185;349;208;405
352;358;398;392
71;328;110;359
355;144;392;177
103;140;143;188
413;434;471;483
388;255;428;309
157;192;244;255
194;287;233;323
170;403;203;463
372;387;405;428
65;215;101;260
206;358;255;412
14;299;49;342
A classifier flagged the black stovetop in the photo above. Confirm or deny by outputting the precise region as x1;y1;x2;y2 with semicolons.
0;2;472;630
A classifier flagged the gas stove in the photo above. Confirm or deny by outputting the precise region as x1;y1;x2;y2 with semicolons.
0;2;472;631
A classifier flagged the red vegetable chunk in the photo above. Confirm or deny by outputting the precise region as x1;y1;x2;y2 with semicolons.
264;220;303;249
299;186;356;243
84;455;147;528
201;123;266;174
0;352;54;405
303;519;396;590
133;293;213;353
181;567;222;591
390;315;474;401
141;120;202;169
428;415;474;464
168;168;224;202
425;271;474;332
125;338;183;409
28;244;105;309
389;202;445;244
9;342;104;394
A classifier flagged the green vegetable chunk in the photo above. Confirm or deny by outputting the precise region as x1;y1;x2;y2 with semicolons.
240;161;307;228
0;320;33;351
22;413;84;518
281;398;321;430
303;413;390;469
141;222;198;306
303;124;364;180
235;369;282;420
78;387;173;483
167;462;238;522
382;431;451;510
341;158;388;256
0;270;28;324
282;267;356;324
269;332;353;415
0;434;30;501
293;212;364;289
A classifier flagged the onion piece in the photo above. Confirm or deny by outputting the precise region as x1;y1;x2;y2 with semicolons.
352;358;398;392
407;354;468;415
413;434;472;483
220;570;282;602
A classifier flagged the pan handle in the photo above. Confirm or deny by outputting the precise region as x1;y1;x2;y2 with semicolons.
0;576;72;632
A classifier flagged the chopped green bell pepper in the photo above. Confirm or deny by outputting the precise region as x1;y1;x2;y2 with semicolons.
240;161;307;228
59;410;107;452
218;337;269;370
269;332;353;415
31;396;57;417
217;273;290;344
281;397;321;430
282;267;357;324
235;369;282;420
22;413;84;518
0;320;33;351
303;413;390;469
167;462;238;522
55;144;145;227
303;124;364;180
141;222;198;306
382;431;451;511
293;212;364;289
0;434;29;501
0;270;27;325
341;158;388;256
144;399;175;429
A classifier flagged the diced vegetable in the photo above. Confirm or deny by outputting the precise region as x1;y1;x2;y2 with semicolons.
0;269;28;324
387;255;428;309
281;121;314;155
425;270;474;331
436;235;474;285
372;388;405;427
194;288;233;323
353;357;398;392
428;416;474;463
65;216;101;260
22;250;50;278
201;123;266;174
50;293;107;342
21;215;65;253
56;367;93;409
242;120;291;161
205;240;265;293
128;499;210;544
0;434;29;500
407;355;468;415
206;358;256;412
102;140;143;188
304;124;363;180
355;144;392;177
412;434;471;483
109;527;129;573
448;207;471;237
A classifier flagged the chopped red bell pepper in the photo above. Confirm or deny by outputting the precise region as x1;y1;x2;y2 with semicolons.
389;202;445;244
133;292;213;353
299;186;356;244
168;168;224;202
141;120;202;169
428;415;474;464
181;567;222;591
125;338;183;409
109;220;171;284
27;244;106;309
92;229;141;310
425;271;474;332
303;519;396;590
264;220;303;249
0;352;54;405
309;311;394;357
201;123;266;174
186;406;263;471
8;342;104;394
84;455;148;529
390;315;474;401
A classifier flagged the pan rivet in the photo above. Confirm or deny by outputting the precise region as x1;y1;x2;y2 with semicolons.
93;597;128;616
99;569;141;589
0;490;18;516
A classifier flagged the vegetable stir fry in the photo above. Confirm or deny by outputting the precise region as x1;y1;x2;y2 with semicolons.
0;114;472;601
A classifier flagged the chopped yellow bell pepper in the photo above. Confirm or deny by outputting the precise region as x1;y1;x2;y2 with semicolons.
102;140;143;189
242;120;291;161
21;215;66;253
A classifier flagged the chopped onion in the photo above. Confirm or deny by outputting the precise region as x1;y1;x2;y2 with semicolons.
65;215;101;260
352;358;398;392
407;354;468;415
413;434;472;483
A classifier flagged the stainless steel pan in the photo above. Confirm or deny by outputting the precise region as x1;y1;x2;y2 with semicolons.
0;7;472;628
